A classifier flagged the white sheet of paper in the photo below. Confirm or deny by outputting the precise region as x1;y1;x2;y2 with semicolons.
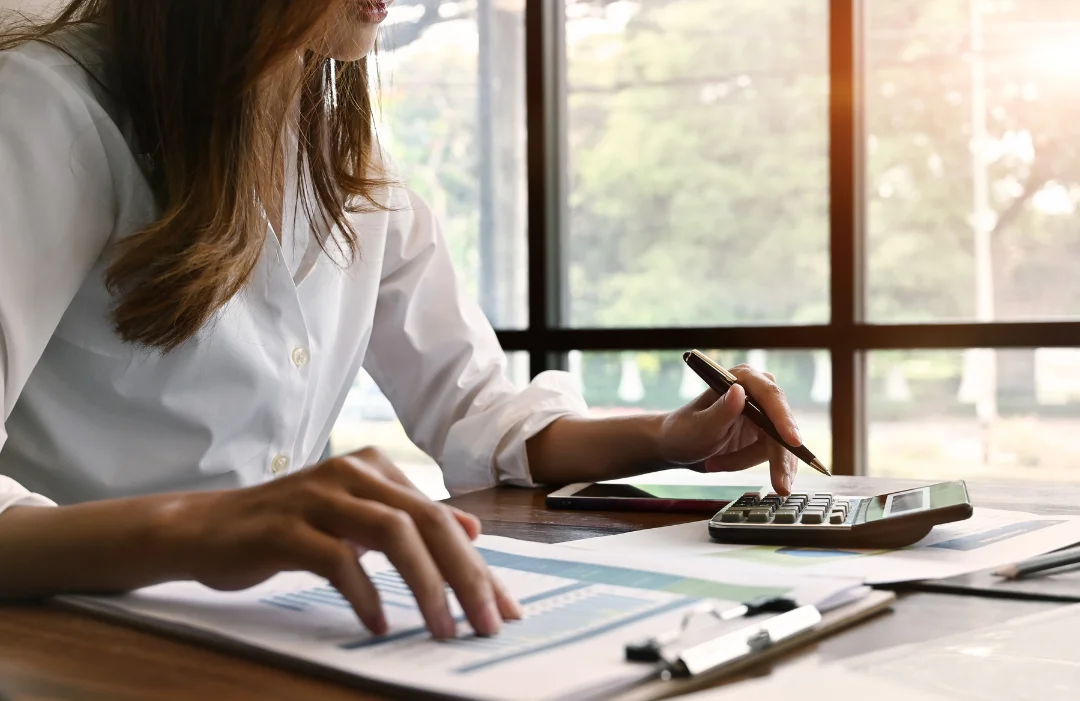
562;508;1080;584
57;535;861;701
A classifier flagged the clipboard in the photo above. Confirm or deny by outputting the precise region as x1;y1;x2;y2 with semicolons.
610;588;897;701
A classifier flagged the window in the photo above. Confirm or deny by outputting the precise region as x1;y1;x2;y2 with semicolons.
329;1;528;497
868;349;1080;481
867;0;1080;323
377;0;528;330
565;1;830;328
500;0;1080;480
332;0;1080;487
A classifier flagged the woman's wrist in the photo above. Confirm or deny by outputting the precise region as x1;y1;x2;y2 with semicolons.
145;493;206;582
526;412;673;485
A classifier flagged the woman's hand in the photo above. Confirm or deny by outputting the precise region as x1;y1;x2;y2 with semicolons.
162;447;522;639
656;364;803;495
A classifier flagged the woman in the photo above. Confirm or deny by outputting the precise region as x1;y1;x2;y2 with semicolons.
0;0;803;640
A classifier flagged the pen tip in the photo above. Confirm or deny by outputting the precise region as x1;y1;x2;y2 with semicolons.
810;458;831;476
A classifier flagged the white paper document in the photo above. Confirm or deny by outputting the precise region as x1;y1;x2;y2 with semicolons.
563;508;1080;584
57;535;860;701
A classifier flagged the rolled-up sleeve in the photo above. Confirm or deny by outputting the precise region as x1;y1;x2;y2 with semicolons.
363;187;587;495
0;49;115;516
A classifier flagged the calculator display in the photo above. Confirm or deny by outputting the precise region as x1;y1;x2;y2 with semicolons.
889;490;925;514
863;481;970;522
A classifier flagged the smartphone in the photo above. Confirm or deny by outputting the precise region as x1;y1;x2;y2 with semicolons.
545;482;767;514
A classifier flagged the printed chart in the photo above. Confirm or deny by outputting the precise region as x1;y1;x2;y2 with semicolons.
260;546;788;673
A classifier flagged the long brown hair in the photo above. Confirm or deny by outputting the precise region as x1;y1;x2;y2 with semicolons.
0;1;391;351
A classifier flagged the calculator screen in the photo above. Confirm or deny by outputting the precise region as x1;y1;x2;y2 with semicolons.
863;481;969;521
888;490;926;515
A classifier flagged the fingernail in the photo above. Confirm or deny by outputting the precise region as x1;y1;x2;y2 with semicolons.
478;602;502;637
509;597;525;620
792;426;803;445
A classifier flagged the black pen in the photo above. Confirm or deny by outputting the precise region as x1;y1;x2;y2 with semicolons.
683;349;831;477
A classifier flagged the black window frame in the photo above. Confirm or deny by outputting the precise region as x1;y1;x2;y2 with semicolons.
494;0;1080;476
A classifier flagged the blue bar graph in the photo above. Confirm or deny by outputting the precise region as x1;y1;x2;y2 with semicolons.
260;572;418;613
262;546;784;674
475;548;786;601
449;593;688;674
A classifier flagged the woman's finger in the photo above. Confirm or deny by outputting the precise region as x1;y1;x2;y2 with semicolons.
704;440;767;473
284;524;388;635
347;448;415;489
341;451;483;539
729;365;801;447
449;507;482;540
326;468;507;637
765;437;797;495
491;571;523;620
314;494;458;639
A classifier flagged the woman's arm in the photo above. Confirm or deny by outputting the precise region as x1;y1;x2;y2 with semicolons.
363;186;804;496
362;187;587;495
527;373;804;494
0;495;185;597
0;452;520;638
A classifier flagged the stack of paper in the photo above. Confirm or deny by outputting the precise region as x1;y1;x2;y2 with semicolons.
59;535;864;701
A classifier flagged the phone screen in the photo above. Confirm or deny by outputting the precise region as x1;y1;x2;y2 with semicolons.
569;483;758;501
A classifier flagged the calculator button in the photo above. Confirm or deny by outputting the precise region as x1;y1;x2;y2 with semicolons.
829;511;846;524
801;511;825;524
789;493;811;500
773;509;799;524
747;508;773;523
721;510;746;523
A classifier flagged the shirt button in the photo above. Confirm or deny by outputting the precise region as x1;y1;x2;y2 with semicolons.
271;454;290;476
291;347;310;368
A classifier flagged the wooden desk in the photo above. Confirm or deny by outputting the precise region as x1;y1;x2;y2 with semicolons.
2;476;1077;700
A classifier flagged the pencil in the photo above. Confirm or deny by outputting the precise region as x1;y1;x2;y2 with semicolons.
992;547;1080;580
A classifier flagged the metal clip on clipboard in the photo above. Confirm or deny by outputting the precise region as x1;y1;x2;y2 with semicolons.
624;597;822;678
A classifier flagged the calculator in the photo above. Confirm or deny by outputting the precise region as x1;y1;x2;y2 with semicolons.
708;480;974;549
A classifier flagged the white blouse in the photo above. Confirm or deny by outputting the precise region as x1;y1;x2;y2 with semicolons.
0;36;585;515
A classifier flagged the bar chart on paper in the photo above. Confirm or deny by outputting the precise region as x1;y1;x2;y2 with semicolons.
57;536;850;701
258;546;786;674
